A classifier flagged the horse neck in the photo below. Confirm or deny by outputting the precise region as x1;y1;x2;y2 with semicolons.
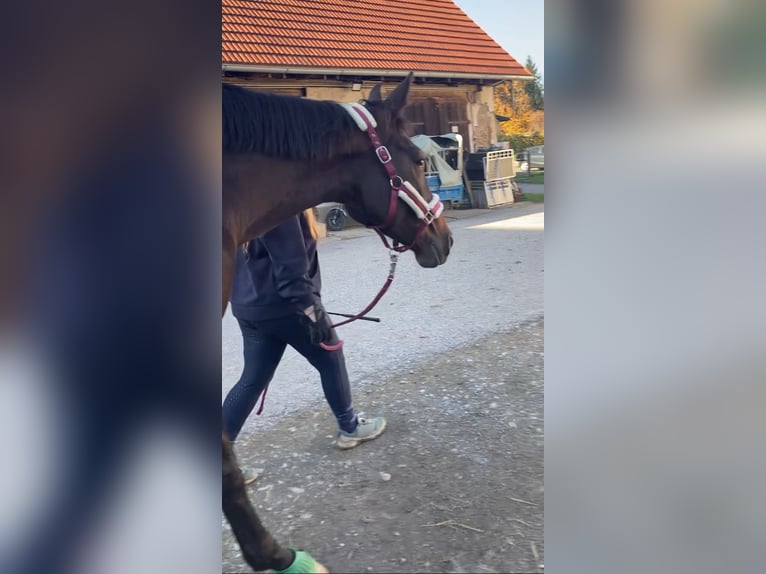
224;151;367;244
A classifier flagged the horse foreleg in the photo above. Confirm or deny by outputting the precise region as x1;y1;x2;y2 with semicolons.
222;433;296;572
221;230;328;573
222;231;288;571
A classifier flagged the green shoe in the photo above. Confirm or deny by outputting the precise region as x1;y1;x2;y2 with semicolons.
275;549;329;573
336;416;387;450
242;468;258;486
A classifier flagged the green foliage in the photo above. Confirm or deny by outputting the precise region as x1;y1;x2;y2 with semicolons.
494;56;544;138
521;192;545;203
516;172;545;185
495;80;532;134
498;132;544;153
524;56;544;111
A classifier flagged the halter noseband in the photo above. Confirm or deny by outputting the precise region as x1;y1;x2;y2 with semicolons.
340;102;444;252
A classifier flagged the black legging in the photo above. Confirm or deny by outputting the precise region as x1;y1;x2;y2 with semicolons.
223;314;357;440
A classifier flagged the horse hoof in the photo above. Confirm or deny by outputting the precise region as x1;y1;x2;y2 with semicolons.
314;563;329;574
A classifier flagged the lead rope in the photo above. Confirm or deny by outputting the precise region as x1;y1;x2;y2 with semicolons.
255;384;269;415
257;249;399;414
317;248;398;351
330;248;399;328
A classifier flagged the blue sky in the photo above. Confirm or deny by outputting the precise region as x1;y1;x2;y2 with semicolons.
452;0;544;82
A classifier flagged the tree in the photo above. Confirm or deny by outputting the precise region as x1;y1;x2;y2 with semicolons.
494;56;545;143
527;110;544;137
495;79;532;136
524;56;544;111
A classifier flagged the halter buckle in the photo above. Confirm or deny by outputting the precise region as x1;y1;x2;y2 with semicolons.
375;146;392;164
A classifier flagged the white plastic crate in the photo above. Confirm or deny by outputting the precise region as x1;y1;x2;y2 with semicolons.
470;176;516;208
484;149;516;180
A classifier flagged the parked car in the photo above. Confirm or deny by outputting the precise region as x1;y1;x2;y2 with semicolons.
315;202;352;232
517;145;544;171
516;151;528;171
527;145;544;169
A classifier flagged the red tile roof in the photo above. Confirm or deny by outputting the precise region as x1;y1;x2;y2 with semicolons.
222;0;531;79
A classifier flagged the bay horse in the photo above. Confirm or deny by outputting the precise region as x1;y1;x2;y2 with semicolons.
222;73;453;572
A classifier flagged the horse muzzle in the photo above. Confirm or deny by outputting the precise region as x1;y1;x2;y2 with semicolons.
413;227;452;268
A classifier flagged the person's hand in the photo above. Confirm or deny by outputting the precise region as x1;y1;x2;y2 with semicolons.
299;302;333;346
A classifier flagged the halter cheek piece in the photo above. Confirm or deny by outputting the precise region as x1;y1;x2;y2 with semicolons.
340;102;444;252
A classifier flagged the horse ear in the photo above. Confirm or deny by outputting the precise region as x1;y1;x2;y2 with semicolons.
367;82;383;102
385;72;413;115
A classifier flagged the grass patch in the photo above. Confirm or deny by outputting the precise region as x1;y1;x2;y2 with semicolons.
522;193;544;203
515;171;544;184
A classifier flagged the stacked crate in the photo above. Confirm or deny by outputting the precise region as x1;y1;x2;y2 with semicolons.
465;149;517;208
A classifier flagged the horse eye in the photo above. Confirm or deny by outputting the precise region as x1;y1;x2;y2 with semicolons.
416;159;426;167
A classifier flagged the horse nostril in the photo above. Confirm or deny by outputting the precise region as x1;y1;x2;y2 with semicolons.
449;235;454;248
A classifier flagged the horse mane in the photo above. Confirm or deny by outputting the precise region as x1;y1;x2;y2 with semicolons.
222;83;384;161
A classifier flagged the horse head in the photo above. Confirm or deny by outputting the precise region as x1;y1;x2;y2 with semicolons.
341;73;453;268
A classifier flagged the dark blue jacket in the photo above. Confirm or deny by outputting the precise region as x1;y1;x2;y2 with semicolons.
230;213;322;321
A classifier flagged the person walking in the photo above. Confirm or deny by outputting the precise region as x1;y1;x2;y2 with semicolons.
223;209;386;483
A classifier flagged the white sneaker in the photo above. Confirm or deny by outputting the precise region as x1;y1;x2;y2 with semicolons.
336;416;387;450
